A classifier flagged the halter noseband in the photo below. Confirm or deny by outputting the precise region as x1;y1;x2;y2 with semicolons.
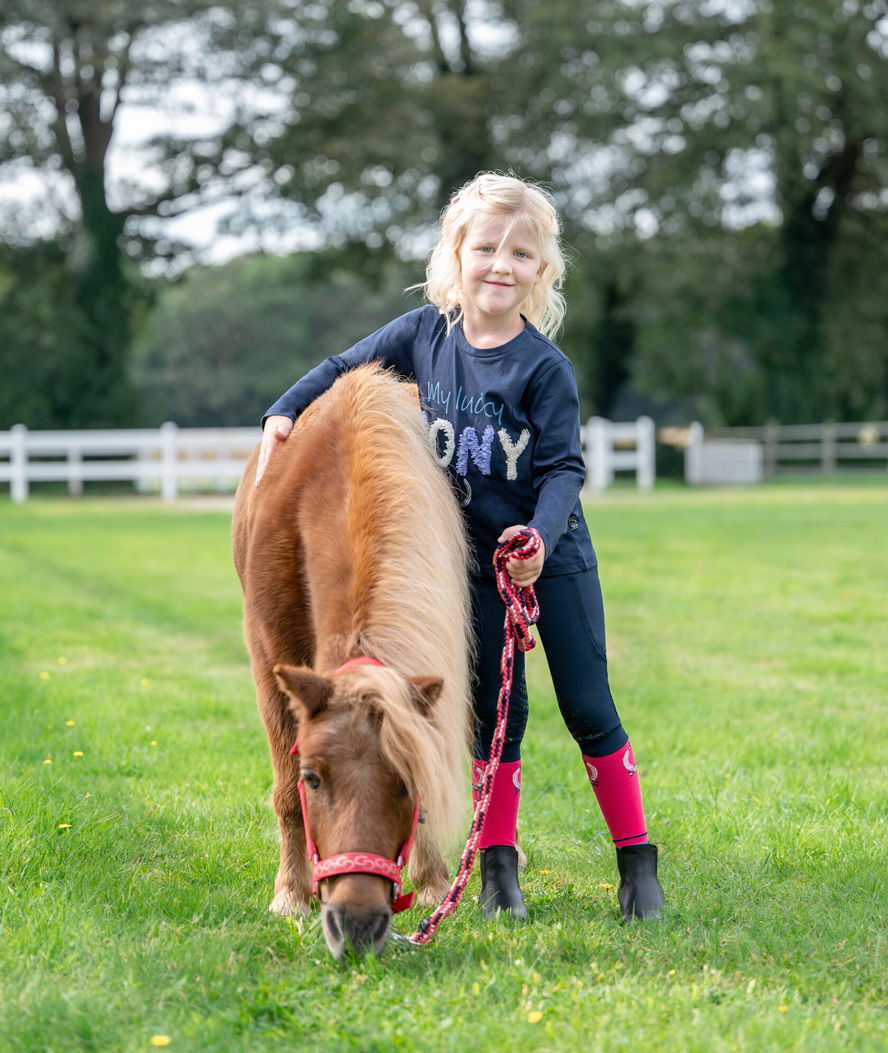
290;656;419;914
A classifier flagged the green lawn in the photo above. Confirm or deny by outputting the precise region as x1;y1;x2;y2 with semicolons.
1;485;885;1052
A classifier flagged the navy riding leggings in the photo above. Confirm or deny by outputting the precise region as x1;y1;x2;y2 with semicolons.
470;568;628;764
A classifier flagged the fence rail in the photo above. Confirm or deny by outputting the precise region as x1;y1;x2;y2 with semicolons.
709;420;888;477
0;423;258;502
5;416;882;501
2;416;657;501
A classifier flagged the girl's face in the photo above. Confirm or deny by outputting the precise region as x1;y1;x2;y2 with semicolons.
457;213;545;330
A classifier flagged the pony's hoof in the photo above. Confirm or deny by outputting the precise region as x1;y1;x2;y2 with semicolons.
416;882;450;907
269;888;308;916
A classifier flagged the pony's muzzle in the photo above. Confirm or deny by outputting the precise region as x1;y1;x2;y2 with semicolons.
320;873;394;959
321;901;391;959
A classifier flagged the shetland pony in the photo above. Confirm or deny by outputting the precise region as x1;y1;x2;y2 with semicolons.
232;364;472;958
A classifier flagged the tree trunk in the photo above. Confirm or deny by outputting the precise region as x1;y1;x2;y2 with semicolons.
593;277;636;418
776;138;863;421
66;161;135;426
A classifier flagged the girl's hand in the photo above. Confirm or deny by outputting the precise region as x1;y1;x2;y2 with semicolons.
255;415;293;486
497;525;546;586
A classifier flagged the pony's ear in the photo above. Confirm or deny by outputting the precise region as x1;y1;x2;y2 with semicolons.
407;675;443;718
273;664;333;721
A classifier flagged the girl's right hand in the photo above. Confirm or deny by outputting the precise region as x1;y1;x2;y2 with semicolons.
255;415;293;486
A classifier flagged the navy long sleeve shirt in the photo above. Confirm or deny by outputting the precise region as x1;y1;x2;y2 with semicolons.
263;306;597;579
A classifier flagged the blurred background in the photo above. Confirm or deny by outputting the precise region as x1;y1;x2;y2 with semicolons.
1;0;886;432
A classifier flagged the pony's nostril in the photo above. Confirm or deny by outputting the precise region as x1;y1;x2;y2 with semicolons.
371;911;390;945
325;907;343;945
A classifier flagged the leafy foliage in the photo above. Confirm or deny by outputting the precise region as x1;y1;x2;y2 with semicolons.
1;1;886;427
0;241;81;428
0;1;276;425
130;253;420;426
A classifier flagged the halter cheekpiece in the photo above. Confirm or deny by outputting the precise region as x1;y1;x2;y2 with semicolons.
290;656;420;914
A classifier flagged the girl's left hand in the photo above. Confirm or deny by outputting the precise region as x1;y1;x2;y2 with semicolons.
497;525;546;587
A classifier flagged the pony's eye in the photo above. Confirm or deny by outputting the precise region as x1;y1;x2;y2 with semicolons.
301;769;321;791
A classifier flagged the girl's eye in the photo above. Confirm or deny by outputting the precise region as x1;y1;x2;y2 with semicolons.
478;246;494;253
301;769;321;791
515;251;529;259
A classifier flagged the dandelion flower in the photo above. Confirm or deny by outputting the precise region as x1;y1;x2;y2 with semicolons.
540;869;550;875
73;751;84;758
43;758;52;765
140;678;151;687
150;1038;172;1047
778;1006;789;1012
58;657;68;665
527;1010;543;1024
58;823;71;830
149;741;158;747
599;883;614;890
65;720;75;726
39;671;50;680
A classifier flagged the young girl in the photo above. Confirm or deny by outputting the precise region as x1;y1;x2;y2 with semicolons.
256;173;665;922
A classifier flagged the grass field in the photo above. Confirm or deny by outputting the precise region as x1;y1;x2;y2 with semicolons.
1;483;885;1052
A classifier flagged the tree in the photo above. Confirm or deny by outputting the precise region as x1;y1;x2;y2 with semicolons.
210;0;550;255
217;1;887;422
130;252;419;426
506;0;888;421
0;1;270;425
0;240;84;428
5;2;885;427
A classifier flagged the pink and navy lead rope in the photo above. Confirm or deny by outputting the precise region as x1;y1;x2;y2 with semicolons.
403;527;541;945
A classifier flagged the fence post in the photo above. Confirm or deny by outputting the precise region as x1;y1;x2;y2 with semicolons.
160;421;178;501
764;419;779;478
216;443;227;493
685;421;703;484
637;416;655;490
67;444;83;496
10;423;28;503
822;420;836;475
586;417;609;492
136;445;151;493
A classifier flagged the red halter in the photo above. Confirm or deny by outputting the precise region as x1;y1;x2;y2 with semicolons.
290;656;420;914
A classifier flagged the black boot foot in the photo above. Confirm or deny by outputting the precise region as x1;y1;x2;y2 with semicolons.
616;842;665;921
479;845;527;920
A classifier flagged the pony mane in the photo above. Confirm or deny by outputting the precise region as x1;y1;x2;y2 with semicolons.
341;666;464;846
324;365;473;848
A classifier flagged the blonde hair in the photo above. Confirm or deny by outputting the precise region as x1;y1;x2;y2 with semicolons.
420;172;567;339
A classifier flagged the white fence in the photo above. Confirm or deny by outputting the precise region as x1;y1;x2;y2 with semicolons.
8;416;882;500
0;423;258;503
686;419;888;481
581;416;655;492
1;417;656;501
685;422;764;485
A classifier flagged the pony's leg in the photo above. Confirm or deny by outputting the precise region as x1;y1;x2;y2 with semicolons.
254;669;312;915
409;822;451;906
269;775;312;917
